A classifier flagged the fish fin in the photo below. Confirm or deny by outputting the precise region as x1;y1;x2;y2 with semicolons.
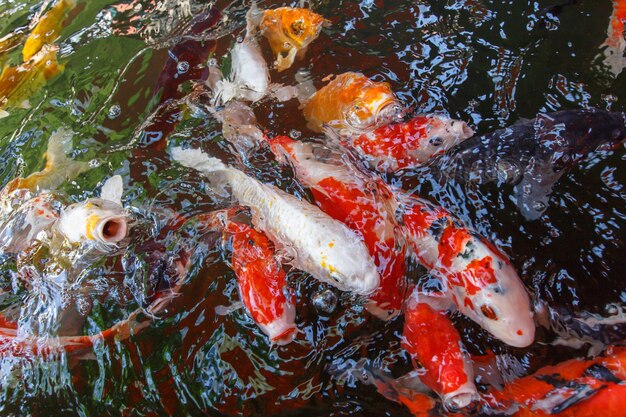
275;47;297;72
0;110;8;118
215;301;244;316
294;68;317;104
42;127;90;187
268;83;299;102
100;175;124;205
245;2;263;38
171;146;227;173
211;79;238;106
19;100;31;109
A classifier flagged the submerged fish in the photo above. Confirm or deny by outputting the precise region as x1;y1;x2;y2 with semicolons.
598;0;626;77
226;221;297;345
0;44;63;118
2;127;89;196
249;5;329;71
351;114;474;172
171;146;379;295
22;0;76;61
302;72;403;135
427;109;626;220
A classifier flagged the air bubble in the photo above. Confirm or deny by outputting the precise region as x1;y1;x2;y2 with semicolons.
108;104;121;119
312;289;337;315
289;129;301;139
177;61;190;74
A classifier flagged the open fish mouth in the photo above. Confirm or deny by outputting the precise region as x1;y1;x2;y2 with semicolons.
95;215;129;244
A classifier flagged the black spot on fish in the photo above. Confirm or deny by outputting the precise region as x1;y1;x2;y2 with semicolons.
550;385;601;414
537;373;568;388
428;217;447;240
583;364;622;384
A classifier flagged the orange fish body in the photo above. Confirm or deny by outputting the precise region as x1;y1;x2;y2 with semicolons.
604;0;626;50
302;72;401;134
402;296;478;411
400;195;535;348
0;44;63;117
267;136;407;320
22;0;76;61
257;7;328;71
352;115;474;172
227;221;297;345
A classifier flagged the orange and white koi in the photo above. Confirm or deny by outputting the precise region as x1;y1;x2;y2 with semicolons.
266;135;406;319
302;72;403;135
171;146;379;295
400;195;535;347
402;290;479;411
226;221;296;345
599;0;626;76
352;114;474;172
249;4;329;71
0;44;63;118
22;0;76;61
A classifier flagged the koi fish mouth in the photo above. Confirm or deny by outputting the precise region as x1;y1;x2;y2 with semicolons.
95;215;129;244
345;100;404;132
375;101;404;127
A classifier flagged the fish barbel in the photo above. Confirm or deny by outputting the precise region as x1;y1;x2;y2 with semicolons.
171;146;379;295
0;44;63;118
302;72;403;135
251;5;329;71
22;0;76;61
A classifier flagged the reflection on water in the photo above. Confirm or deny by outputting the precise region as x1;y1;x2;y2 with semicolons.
0;0;624;416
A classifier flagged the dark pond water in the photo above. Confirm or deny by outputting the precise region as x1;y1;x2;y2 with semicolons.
0;0;624;416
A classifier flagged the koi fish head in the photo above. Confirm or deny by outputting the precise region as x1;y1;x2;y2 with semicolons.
451;240;535;348
342;75;403;133
258;7;329;71
58;176;130;249
408;115;474;161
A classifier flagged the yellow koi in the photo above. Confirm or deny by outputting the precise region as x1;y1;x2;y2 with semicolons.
22;0;76;61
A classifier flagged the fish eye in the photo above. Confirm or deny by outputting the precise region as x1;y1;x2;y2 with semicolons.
290;20;305;35
480;304;498;320
429;136;444;146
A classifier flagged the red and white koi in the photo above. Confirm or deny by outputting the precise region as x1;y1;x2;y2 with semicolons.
599;0;626;77
352;114;474;172
399;195;535;347
266;135;406;319
171;146;380;295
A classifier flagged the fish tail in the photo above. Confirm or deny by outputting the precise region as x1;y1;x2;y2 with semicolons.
171;146;227;174
245;2;263;37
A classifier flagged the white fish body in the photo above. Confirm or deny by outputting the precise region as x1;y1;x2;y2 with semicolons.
212;39;269;105
171;147;379;294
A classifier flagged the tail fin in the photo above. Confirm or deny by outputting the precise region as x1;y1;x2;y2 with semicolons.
171;146;227;174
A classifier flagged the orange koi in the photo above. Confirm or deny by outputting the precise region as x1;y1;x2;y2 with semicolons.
252;5;329;71
600;0;626;76
267;136;407;320
226;221;297;345
0;44;63;118
352;114;474;172
302;72;403;134
22;0;76;61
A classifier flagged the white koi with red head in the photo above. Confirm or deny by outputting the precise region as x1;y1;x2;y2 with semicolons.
171;146;379;295
57;176;130;250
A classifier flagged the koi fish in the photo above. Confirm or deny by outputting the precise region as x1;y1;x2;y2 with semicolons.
302;72;403;135
210;37;270;105
226;221;297;345
352;114;474;172
427;109;626;220
57;175;130;250
2;127;89;197
399;195;535;348
0;44;63;118
249;4;329;71
599;0;626;77
482;346;626;416
171;146;379;295
22;0;76;61
266;135;406;319
402;290;479;411
0;128;89;253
